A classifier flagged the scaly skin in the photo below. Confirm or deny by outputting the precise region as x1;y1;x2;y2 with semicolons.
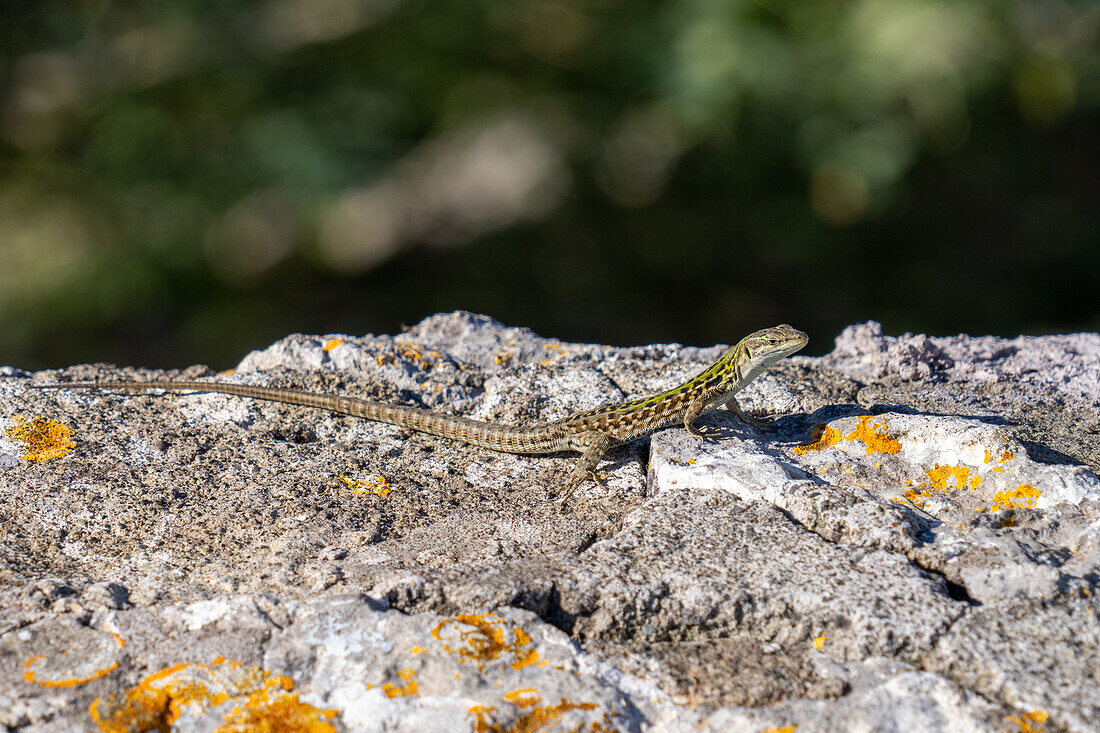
31;324;808;504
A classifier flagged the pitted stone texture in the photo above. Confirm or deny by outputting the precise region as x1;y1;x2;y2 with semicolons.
925;597;1100;732
560;487;963;663
1;595;670;732
0;594;1025;733
4;313;1100;732
688;662;1010;733
822;321;956;382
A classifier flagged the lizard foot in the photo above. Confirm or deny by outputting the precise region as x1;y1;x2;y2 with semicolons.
685;423;723;441
741;415;776;432
557;469;605;507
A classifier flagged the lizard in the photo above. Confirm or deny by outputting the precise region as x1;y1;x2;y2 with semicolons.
29;324;808;504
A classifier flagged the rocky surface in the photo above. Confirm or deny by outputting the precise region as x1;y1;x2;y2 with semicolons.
1;313;1098;732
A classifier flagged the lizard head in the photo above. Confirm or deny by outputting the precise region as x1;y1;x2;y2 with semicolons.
704;323;808;393
729;324;808;387
741;324;809;366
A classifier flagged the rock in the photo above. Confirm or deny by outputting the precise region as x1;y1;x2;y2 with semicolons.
2;314;1097;731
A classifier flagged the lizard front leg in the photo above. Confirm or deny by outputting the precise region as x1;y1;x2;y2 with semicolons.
558;432;614;506
682;399;722;439
724;395;774;431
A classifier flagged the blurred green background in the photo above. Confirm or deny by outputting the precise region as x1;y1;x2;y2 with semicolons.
2;0;1097;370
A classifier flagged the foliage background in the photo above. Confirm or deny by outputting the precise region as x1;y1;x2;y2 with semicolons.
1;0;1098;369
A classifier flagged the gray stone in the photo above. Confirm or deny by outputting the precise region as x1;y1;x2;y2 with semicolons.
2;314;1097;731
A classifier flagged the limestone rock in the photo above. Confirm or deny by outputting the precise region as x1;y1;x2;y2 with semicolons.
2;314;1097;731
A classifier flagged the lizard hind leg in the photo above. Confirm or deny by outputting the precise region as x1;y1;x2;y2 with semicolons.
558;432;614;507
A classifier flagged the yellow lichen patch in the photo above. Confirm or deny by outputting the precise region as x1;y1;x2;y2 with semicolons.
469;696;601;733
370;668;418;698
23;629;124;687
340;475;392;497
812;636;826;651
924;464;979;492
469;704;496;718
6;415;75;462
984;449;993;464
89;657;337;733
323;338;346;352
763;727;797;733
895;463;986;509
396;343;424;364
220;693;339;733
431;615;540;671
504;688;542;708
793;424;843;454
24;655;117;688
539;343;568;366
992;484;1040;511
897;487;932;508
847;416;902;455
1006;709;1048;733
1000;451;1015;462
793;417;899;456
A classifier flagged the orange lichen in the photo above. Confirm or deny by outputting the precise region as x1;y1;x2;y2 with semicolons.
431;615;540;671
89;657;336;733
470;695;601;733
6;415;75;462
793;424;842;454
896;463;987;509
396;343;424;363
763;727;797;733
340;475;392;497
24;655;117;688
793;416;899;456
504;688;542;708
924;464;981;492
1006;709;1048;733
993;484;1040;511
371;668;418;698
897;487;932;508
847;416;902;455
812;636;826;651
23;630;125;687
323;339;346;352
220;693;338;732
